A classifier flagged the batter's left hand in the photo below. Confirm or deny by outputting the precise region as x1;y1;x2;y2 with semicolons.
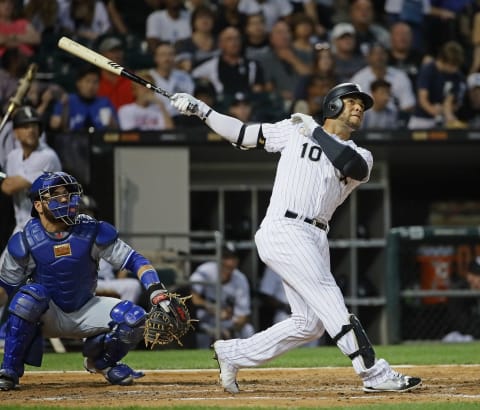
291;113;319;135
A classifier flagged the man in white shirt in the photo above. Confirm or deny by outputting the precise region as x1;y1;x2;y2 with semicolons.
190;246;255;348
0;106;61;239
350;42;415;118
146;0;191;51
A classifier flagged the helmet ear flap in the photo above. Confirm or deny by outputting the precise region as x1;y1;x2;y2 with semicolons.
328;97;343;118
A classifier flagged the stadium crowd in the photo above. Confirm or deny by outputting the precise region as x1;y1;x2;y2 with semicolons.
0;0;478;133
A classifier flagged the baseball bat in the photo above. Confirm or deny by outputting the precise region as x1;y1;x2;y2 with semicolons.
57;36;173;98
0;63;37;133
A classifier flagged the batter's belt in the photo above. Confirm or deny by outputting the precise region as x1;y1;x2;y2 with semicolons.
284;210;327;231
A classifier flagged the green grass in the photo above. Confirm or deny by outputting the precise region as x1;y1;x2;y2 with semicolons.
27;341;480;371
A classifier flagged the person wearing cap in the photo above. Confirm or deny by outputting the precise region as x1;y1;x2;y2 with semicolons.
0;106;61;240
97;34;135;110
330;23;366;83
457;72;480;128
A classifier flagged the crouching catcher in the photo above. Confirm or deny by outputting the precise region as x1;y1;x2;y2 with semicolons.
0;171;192;390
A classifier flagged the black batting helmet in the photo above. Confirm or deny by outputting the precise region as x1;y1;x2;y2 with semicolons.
12;106;41;129
322;83;374;121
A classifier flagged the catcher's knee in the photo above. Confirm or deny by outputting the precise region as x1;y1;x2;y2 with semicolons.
9;284;50;322
110;300;147;344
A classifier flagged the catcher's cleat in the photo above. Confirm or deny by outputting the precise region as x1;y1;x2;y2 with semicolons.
213;340;239;394
0;369;18;391
84;358;144;386
363;371;421;393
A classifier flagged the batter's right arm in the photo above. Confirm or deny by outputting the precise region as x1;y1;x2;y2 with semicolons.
170;93;266;150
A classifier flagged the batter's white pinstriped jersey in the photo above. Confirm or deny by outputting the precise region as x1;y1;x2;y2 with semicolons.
262;119;373;224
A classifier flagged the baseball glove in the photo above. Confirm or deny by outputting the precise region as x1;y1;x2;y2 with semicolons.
144;292;195;349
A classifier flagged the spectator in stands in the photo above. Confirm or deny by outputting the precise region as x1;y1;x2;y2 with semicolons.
239;0;294;33
174;5;219;73
361;79;399;129
457;72;480;128
23;0;60;36
293;41;337;115
0;0;41;59
0;47;26;108
106;0;161;40
329;22;366;83
348;0;390;57
258;19;311;110
146;0;191;52
25;80;67;133
290;0;327;39
62;0;112;48
427;1;471;59
350;42;416;123
291;12;317;67
190;245;255;348
118;70;174;130
96;34;135;111
50;64;119;132
243;12;270;61
387;21;427;92
227;91;253;123
384;0;430;53
213;0;248;35
291;74;335;121
148;41;195;119
408;41;467;130
192;26;267;100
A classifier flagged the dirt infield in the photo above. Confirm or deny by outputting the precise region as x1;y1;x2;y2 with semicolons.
2;365;480;408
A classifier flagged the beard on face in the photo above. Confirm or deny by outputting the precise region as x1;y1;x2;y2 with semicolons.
40;202;61;224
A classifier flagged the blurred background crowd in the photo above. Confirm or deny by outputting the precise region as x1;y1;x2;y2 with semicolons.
0;0;480;133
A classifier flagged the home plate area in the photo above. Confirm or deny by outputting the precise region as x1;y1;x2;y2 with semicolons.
1;365;479;408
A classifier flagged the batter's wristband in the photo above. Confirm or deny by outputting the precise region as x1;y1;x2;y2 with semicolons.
140;269;161;290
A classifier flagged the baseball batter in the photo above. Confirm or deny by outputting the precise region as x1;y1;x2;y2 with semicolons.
0;171;169;390
171;83;422;393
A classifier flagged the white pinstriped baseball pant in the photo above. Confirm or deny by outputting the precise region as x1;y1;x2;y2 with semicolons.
215;218;393;386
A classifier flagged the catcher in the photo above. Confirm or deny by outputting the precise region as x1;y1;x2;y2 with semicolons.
0;171;192;390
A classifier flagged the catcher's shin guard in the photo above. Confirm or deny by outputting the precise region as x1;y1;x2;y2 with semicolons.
332;314;375;369
83;300;146;372
2;284;50;379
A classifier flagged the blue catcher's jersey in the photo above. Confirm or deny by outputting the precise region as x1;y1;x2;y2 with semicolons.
21;218;100;313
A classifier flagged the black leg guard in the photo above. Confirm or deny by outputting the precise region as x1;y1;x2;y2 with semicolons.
332;314;375;369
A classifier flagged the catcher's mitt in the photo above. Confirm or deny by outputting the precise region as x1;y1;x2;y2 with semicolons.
144;292;195;349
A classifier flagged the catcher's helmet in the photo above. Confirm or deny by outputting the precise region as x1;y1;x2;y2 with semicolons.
12;106;41;129
30;171;83;225
322;82;374;120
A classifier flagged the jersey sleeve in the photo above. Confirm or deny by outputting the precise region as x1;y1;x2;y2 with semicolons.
262;119;295;153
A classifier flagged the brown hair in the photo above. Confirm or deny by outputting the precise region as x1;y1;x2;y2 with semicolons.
438;41;465;67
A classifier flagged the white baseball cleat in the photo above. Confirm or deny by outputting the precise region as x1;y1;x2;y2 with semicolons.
213;340;239;394
363;371;422;393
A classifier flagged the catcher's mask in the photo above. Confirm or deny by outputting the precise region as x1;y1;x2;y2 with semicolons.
30;171;83;225
322;82;374;121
